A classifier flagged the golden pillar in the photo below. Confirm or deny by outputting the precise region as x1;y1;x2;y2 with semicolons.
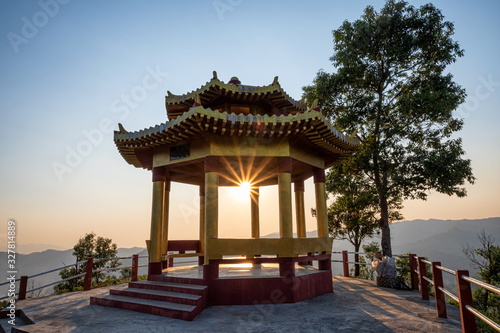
314;169;328;238
149;167;165;274
250;187;260;239
294;181;306;238
199;185;206;253
161;178;170;258
204;157;219;264
277;158;293;239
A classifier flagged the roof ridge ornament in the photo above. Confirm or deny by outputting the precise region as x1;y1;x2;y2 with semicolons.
212;71;218;80
272;76;279;85
193;94;202;107
118;123;127;133
311;99;320;111
228;76;241;85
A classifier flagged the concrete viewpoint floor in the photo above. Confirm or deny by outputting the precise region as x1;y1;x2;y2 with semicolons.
2;276;463;333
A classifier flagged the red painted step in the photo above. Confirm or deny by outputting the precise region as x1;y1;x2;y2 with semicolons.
90;294;197;321
110;287;203;307
89;280;208;321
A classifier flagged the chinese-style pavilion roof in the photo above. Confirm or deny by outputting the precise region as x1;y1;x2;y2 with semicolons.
114;106;360;170
165;71;307;120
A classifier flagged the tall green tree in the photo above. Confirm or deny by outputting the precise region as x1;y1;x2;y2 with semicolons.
55;232;121;292
326;162;402;276
303;0;474;256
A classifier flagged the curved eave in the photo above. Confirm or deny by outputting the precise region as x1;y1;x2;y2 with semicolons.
114;107;360;169
165;75;307;119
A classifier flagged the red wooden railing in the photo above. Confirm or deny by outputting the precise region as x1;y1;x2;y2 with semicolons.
332;251;500;333
0;254;148;301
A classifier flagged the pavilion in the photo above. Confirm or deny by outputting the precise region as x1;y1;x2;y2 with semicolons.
95;72;359;319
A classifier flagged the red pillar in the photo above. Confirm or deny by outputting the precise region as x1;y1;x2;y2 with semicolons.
279;258;295;279
409;254;418;290
418;257;429;300
456;270;477;333
131;254;138;282
84;258;93;291
431;261;447;318
342;250;349;277
18;276;28;300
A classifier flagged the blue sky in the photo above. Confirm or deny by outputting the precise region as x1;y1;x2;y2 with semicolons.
1;0;499;250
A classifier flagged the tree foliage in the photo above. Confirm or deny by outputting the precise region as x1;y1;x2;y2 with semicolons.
303;0;474;256
55;232;121;293
463;231;500;332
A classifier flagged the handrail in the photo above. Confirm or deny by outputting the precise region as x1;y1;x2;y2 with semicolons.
28;272;87;294
438;286;459;303
28;260;88;279
422;276;433;286
436;265;455;275
93;256;128;263
466;305;500;332
3;253;147;302
0;277;21;288
421;259;432;265
462;275;500;296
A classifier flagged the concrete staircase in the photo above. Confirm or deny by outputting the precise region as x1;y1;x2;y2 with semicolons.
90;279;208;321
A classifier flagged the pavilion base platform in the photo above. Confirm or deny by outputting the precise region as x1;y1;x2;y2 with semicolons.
148;259;333;306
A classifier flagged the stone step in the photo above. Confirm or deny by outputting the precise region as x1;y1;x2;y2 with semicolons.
110;287;202;306
149;274;206;286
90;294;199;321
129;280;207;296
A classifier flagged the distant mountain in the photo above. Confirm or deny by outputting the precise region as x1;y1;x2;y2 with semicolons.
17;243;68;254
0;247;147;298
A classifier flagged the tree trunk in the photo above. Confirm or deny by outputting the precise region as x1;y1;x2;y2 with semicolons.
379;193;392;257
354;243;360;277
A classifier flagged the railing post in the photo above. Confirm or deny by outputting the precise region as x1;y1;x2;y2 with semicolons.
18;276;28;300
375;251;382;260
431;261;447;318
418;257;429;300
84;258;93;291
342;250;349;277
409;253;419;290
131;254;138;282
456;270;477;333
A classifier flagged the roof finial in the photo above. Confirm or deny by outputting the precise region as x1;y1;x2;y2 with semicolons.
212;71;218;80
193;94;202;107
118;123;127;133
311;99;320;111
273;76;279;85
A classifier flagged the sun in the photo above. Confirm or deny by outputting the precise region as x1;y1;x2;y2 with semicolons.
234;181;251;201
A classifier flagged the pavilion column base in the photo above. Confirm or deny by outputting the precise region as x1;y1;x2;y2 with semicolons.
203;262;219;281
318;254;332;271
148;262;163;276
279;258;295;279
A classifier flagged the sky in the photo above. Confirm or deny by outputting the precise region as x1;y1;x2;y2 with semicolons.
1;0;499;251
